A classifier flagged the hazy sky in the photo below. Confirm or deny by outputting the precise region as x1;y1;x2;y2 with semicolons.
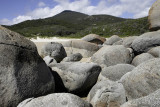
0;0;156;25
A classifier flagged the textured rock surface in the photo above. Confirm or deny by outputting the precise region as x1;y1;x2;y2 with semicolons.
41;42;67;62
120;58;160;100
149;0;160;31
81;34;106;45
104;35;122;45
122;36;137;48
148;46;160;57
62;53;83;62
121;88;160;107
113;40;123;45
49;62;101;93
131;30;160;55
18;93;91;107
43;56;57;65
61;40;99;57
87;80;126;107
98;64;135;81
131;53;154;66
91;45;132;67
0;26;55;107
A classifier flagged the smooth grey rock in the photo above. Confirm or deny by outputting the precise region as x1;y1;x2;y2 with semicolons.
121;88;160;107
81;34;106;45
43;56;57;65
131;30;160;55
0;26;55;107
98;64;135;81
113;40;123;45
104;35;122;45
119;58;160;100
41;42;67;62
148;46;160;57
61;40;99;58
18;93;91;107
91;45;132;67
62;53;83;62
87;80;126;107
131;53;155;66
149;0;160;31
49;62;101;93
122;36;137;48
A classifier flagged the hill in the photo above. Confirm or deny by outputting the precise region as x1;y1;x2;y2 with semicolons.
3;10;149;38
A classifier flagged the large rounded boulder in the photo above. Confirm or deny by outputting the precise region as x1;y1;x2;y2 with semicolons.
104;35;122;45
81;34;106;45
122;36;137;48
120;58;160;100
98;64;135;81
148;46;160;57
41;42;67;62
49;62;101;94
0;26;55;107
131;30;160;55
91;45;132;67
61;40;99;57
121;88;160;107
148;0;160;31
18;93;91;107
87;80;126;107
131;53;155;66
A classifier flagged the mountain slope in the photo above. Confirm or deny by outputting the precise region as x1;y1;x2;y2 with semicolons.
4;10;149;38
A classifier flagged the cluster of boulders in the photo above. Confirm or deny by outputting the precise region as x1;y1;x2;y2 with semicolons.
1;0;160;107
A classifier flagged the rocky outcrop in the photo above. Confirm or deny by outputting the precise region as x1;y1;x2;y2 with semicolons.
131;53;155;66
122;36;137;48
62;53;83;62
49;62;101;94
104;35;122;45
91;45;132;67
148;0;160;31
41;42;67;62
98;64;135;81
121;88;160;107
131;30;160;55
0;26;55;107
81;34;106;45
120;58;160;100
18;93;91;107
61;40;99;57
148;46;160;57
87;80;126;107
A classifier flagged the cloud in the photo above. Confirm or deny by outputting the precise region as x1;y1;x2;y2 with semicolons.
0;0;156;25
38;2;46;7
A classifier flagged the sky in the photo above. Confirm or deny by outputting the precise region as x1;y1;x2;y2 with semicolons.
0;0;156;25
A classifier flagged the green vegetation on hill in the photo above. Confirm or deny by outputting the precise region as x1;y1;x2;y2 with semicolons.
3;10;149;38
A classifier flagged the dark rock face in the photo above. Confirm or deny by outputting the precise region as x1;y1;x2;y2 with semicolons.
81;34;106;45
149;0;160;31
62;53;83;62
49;62;101;94
41;42;67;62
131;30;160;55
0;26;55;107
17;93;91;107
